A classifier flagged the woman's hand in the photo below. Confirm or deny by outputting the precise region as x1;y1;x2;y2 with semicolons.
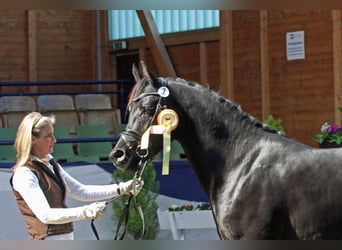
118;178;144;196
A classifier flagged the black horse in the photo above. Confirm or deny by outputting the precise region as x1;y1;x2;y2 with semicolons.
110;62;342;240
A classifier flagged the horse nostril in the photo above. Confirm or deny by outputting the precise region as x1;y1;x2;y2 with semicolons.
112;149;126;162
113;150;123;158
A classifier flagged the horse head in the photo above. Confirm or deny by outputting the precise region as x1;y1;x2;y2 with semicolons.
110;61;177;172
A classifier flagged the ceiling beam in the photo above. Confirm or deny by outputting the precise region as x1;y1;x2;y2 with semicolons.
136;10;177;77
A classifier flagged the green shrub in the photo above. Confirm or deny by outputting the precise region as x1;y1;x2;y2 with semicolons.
263;114;284;132
112;162;160;239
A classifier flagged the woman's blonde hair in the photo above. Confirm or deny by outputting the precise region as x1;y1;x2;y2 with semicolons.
13;112;55;170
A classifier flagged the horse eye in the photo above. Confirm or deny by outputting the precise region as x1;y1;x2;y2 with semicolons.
143;106;155;114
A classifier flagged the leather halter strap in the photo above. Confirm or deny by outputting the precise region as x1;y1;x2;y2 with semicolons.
132;92;160;103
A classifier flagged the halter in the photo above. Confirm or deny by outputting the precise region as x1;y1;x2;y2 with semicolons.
124;78;179;175
121;77;169;158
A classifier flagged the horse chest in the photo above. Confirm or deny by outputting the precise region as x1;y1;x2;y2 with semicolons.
212;165;281;239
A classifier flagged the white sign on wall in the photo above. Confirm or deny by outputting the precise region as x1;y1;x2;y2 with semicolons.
286;31;305;61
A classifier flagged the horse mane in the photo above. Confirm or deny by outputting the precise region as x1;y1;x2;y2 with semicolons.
176;77;281;135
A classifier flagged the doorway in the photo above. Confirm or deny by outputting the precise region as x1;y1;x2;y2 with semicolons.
115;52;139;123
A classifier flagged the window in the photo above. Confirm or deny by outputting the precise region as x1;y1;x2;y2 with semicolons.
108;10;219;41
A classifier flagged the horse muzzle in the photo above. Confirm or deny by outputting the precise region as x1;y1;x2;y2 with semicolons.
110;132;142;172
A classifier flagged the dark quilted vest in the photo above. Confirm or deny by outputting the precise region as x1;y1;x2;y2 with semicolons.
11;159;73;240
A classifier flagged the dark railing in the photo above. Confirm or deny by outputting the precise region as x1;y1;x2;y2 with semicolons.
0;79;135;123
0;137;121;146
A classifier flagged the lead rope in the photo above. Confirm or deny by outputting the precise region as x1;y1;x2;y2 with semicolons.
113;159;148;240
90;159;148;240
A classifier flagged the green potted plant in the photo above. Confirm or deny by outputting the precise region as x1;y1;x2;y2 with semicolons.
263;115;284;133
313;123;342;148
313;107;342;148
112;161;160;239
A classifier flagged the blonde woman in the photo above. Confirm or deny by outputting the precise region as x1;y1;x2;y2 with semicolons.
10;112;143;240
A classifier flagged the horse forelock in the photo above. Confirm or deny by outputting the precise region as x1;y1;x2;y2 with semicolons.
126;77;150;112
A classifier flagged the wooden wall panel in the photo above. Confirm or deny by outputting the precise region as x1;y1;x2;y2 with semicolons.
267;10;333;146
36;10;95;81
232;11;262;120
205;41;220;91
0;10;27;81
0;10;97;95
168;44;200;81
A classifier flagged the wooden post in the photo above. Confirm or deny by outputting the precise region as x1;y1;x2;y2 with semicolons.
28;10;37;82
260;10;270;121
200;42;208;84
332;10;342;125
219;10;234;100
92;10;99;82
136;10;176;77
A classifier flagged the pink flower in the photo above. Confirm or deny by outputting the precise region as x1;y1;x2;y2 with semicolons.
327;125;341;133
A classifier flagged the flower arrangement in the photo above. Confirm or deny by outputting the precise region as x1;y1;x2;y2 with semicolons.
313;122;342;145
168;203;211;212
313;107;342;146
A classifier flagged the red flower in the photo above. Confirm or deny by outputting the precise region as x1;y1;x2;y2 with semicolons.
184;205;193;211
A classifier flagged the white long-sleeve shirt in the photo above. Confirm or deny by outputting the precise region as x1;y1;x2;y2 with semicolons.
12;155;120;240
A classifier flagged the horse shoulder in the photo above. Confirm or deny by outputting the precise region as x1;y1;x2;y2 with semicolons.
215;140;305;239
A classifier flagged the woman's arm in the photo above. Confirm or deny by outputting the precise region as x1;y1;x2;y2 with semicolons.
12;167;105;224
57;165;120;201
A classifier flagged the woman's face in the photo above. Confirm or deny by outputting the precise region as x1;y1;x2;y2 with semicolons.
31;123;56;159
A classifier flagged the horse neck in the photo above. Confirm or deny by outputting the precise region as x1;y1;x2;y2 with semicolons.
169;82;262;192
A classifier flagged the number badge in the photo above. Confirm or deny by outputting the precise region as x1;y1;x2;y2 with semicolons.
158;86;170;97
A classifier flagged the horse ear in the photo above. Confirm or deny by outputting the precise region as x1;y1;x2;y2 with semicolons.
140;61;160;88
140;61;152;83
132;63;140;82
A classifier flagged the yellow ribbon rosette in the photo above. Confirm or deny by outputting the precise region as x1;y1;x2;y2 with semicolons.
140;109;179;175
